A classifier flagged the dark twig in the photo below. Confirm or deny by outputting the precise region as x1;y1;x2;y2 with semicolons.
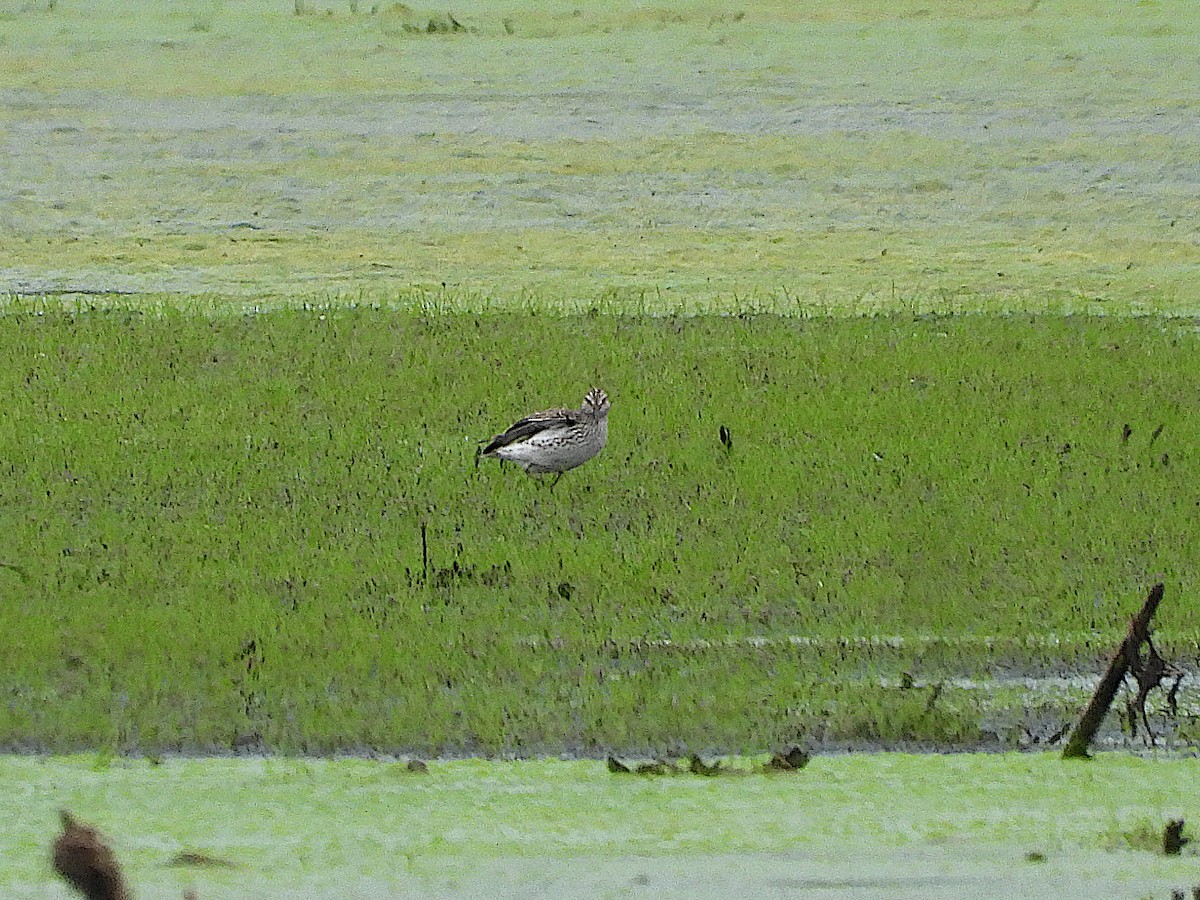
1063;583;1164;759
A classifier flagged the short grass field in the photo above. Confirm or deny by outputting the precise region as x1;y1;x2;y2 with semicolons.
3;0;1200;897
2;309;1200;755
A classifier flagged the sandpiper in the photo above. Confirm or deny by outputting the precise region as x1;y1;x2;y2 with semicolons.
480;387;610;488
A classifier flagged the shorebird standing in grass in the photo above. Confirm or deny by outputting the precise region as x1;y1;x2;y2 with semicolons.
479;387;610;489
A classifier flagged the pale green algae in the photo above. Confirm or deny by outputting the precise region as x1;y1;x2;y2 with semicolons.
2;0;1199;312
2;752;1197;897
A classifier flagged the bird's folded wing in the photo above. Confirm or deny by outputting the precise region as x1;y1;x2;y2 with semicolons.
483;407;578;452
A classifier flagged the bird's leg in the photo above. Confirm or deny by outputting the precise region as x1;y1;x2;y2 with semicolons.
549;473;563;492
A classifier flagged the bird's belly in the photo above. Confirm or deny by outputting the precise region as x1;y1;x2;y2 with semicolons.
495;431;600;474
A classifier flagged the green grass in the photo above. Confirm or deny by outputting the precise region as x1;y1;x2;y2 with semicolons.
4;753;1199;898
1;0;1198;310
4;3;1198;895
1;307;1197;753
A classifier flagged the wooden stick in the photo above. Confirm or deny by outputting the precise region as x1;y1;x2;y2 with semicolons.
1062;583;1164;759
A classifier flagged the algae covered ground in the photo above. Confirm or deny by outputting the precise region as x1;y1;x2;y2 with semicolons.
1;0;1198;312
5;753;1200;899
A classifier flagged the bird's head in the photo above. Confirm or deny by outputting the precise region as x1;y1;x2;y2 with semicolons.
583;387;610;418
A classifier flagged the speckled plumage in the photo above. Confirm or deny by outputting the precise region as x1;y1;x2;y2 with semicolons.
481;388;610;486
